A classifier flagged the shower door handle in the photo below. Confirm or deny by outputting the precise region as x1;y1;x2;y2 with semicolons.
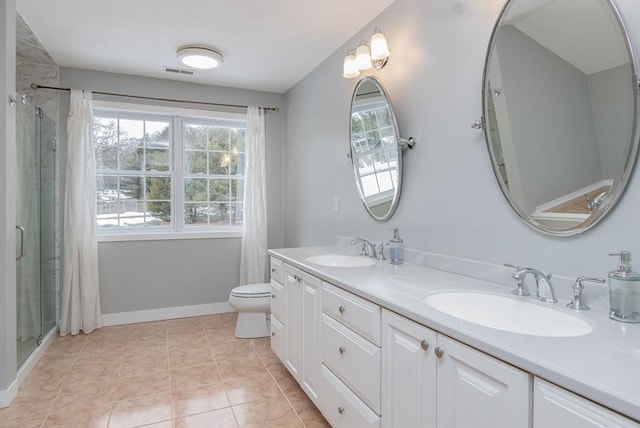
16;225;25;261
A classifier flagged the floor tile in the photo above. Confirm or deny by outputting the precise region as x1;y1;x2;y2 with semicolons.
171;381;231;417
174;407;238;428
2;314;330;428
43;402;112;428
224;373;284;406
113;371;171;401
0;416;45;428
52;378;118;411
287;391;324;423
108;392;172;428
217;354;266;379
170;363;221;390
119;352;169;377
232;396;303;427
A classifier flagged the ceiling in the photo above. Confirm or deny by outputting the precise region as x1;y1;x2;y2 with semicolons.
16;0;395;94
504;0;629;75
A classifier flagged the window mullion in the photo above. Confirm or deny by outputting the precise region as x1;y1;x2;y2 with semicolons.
174;116;184;232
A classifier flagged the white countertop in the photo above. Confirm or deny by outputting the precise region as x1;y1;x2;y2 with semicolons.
268;245;640;421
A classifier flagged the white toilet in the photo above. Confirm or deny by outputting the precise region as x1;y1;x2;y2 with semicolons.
228;283;271;338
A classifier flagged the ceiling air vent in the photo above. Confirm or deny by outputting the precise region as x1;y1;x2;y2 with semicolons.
164;67;194;76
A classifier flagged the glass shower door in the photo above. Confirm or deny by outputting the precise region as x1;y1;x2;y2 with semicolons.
16;102;56;367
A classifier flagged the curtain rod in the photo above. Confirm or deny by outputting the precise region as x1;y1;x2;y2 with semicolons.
30;83;280;112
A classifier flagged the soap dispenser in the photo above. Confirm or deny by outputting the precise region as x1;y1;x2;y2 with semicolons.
389;228;404;265
608;251;640;323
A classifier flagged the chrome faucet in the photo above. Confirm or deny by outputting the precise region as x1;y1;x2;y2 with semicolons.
350;238;377;259
505;264;558;303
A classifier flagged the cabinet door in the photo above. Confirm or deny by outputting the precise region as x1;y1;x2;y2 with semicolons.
436;335;530;428
381;309;437;428
284;264;302;380
301;272;322;403
270;316;285;362
534;377;639;428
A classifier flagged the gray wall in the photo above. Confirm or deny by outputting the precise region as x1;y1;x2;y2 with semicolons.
495;25;602;212
59;68;285;314
283;0;640;281
589;63;635;179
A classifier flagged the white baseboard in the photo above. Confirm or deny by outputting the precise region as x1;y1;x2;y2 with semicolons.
0;327;57;408
101;302;235;327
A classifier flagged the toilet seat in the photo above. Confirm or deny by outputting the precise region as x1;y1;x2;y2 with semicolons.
231;283;270;298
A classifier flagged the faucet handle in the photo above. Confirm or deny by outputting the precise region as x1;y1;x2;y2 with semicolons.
566;276;606;311
377;242;388;261
504;263;530;296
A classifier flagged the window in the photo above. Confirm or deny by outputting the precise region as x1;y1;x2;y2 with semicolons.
350;101;398;202
93;103;246;237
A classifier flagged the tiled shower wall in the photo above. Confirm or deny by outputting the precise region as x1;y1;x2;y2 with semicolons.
16;12;60;323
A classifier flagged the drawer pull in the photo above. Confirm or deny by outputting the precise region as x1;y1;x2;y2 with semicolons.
272;332;276;336
339;346;346;354
338;406;345;415
338;305;346;314
435;347;444;359
420;340;429;351
271;294;276;299
271;268;276;272
293;274;301;282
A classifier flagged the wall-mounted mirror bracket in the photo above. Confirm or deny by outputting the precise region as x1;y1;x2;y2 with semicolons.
8;94;27;107
471;118;484;130
399;137;417;150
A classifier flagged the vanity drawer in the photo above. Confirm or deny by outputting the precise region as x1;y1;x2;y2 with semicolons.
270;316;285;362
322;313;381;413
320;364;381;428
270;279;285;323
270;256;285;285
322;282;381;346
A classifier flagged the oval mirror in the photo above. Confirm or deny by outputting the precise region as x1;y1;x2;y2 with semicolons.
482;0;639;236
350;77;402;221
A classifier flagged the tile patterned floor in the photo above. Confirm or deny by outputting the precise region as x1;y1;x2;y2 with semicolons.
0;313;331;428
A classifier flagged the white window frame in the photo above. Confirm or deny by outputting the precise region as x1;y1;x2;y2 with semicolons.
93;100;247;242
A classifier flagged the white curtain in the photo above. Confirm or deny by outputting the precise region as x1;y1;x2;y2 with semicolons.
60;90;101;335
240;107;268;285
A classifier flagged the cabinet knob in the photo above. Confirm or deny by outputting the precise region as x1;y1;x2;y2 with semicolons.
338;305;346;314
420;340;429;351
339;346;346;354
271;268;276;273
434;347;444;359
271;332;276;336
271;294;276;299
293;274;301;282
338;406;345;415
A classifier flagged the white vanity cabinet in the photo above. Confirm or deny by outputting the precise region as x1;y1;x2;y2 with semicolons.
281;263;322;403
319;282;382;428
533;378;639;428
269;257;285;361
382;308;530;428
436;334;530;428
381;309;437;428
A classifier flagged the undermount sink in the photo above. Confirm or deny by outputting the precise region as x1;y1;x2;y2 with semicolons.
305;254;376;268
424;291;593;337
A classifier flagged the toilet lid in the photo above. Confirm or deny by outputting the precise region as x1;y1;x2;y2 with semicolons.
231;283;271;297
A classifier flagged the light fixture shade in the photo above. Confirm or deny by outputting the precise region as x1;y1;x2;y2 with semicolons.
370;29;390;61
177;46;224;70
343;51;360;78
355;41;372;71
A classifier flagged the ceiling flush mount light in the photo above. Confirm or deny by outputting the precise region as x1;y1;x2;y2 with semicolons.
342;28;390;79
176;46;224;70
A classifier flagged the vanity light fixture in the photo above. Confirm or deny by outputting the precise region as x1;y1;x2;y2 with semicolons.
342;28;390;78
176;46;224;70
343;49;360;78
